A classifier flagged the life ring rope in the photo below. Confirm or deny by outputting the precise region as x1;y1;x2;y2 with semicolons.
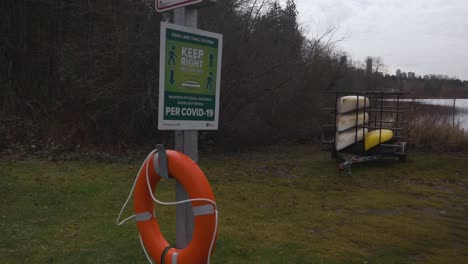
116;150;156;227
116;149;218;264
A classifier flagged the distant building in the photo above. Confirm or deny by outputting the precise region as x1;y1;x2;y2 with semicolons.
408;72;415;79
366;57;373;74
340;55;347;66
396;69;401;77
376;71;384;77
401;72;407;78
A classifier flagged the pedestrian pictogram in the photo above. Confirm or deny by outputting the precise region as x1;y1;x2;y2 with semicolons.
206;72;214;89
168;45;177;65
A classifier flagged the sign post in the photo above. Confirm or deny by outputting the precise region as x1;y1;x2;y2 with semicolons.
157;0;221;249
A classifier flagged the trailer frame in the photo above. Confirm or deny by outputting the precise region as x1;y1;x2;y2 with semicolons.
322;91;408;175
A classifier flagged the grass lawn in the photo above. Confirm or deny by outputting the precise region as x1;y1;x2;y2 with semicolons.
1;144;467;263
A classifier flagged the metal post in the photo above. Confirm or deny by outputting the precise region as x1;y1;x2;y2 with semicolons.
174;7;198;249
379;91;384;143
362;93;367;154
354;94;359;143
453;98;456;127
396;93;400;137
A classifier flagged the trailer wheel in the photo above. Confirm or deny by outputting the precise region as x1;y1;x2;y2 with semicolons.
338;164;345;172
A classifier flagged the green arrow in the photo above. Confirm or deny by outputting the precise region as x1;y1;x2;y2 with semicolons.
170;70;175;85
209;53;214;68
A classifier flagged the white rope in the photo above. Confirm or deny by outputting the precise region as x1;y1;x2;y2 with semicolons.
116;149;218;264
139;234;154;264
116;150;156;226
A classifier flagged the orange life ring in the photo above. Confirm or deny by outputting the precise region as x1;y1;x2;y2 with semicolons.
133;150;217;264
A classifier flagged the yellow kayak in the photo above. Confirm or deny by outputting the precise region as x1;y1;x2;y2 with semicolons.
364;129;393;150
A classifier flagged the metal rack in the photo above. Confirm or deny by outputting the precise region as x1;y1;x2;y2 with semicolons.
321;91;408;175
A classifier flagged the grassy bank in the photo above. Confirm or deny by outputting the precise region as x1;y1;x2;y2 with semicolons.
1;144;467;263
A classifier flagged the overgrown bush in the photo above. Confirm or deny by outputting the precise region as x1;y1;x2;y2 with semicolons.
404;104;468;152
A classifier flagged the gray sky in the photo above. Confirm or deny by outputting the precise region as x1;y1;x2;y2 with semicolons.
280;0;468;80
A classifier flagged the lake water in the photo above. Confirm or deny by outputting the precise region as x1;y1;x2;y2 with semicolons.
405;99;468;131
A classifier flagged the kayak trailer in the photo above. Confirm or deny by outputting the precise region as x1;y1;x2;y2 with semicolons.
321;91;408;175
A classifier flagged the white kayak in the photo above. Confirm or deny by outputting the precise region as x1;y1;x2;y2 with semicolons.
336;112;369;132
337;96;370;114
335;128;368;151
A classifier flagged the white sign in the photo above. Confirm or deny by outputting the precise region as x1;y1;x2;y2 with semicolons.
155;0;202;12
158;22;222;130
